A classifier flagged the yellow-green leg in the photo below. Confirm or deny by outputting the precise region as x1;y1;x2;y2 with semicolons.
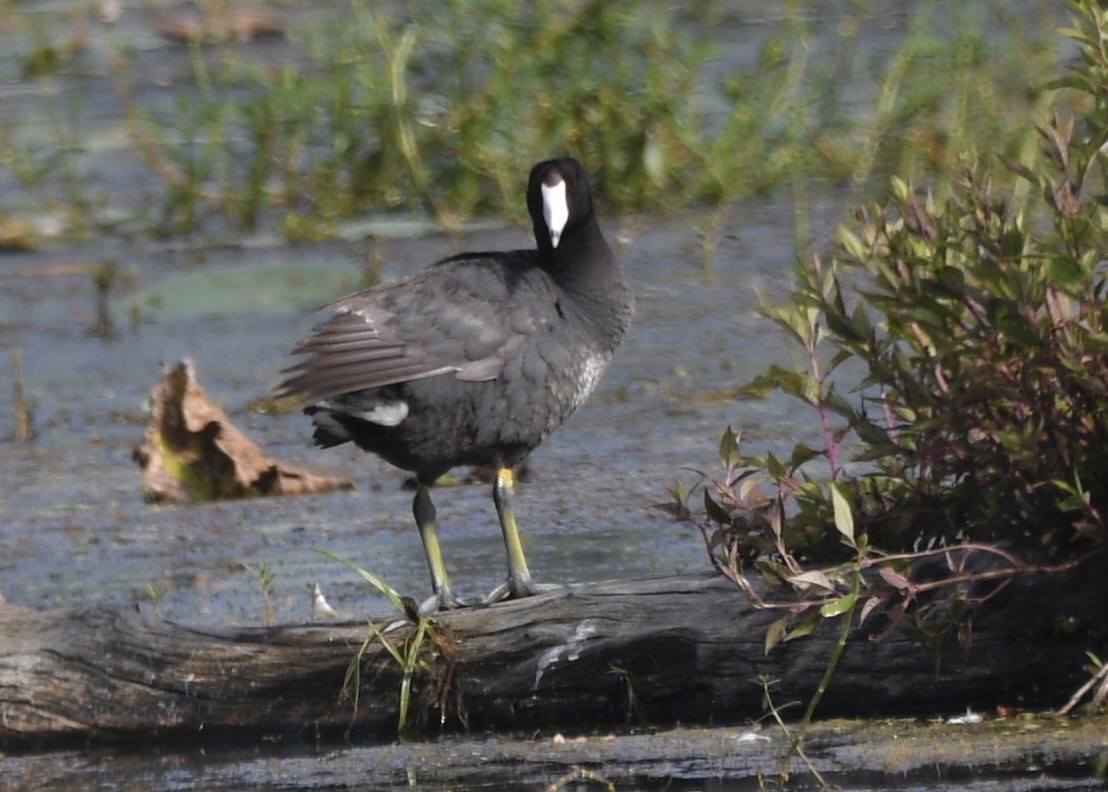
412;483;461;611
492;466;536;599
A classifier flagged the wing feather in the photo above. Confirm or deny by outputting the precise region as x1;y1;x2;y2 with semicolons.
278;253;552;402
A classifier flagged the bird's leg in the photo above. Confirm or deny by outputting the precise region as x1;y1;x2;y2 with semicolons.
491;466;537;599
413;483;462;612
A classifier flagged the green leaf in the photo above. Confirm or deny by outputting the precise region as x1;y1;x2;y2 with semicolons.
763;304;817;347
719;425;741;470
756;559;789;587
315;548;406;615
820;592;858;618
787;443;822;473
122;260;362;322
642;132;667;187
936;265;965;294
788;569;836;593
889;175;910;203
837;226;867;261
1044;254;1086;290
746;365;821;406
765;452;787;481
854;417;891;447
831;482;856;546
851;303;873;340
783;609;821;642
703;488;732;525
765;615;790;655
822;386;856;420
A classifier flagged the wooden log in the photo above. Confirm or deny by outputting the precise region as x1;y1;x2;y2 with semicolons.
1;569;1105;749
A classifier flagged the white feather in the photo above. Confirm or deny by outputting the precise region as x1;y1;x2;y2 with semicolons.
542;179;569;249
356;400;409;426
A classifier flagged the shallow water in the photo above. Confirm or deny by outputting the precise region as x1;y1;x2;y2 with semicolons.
0;0;1069;628
0;202;830;625
0;0;844;624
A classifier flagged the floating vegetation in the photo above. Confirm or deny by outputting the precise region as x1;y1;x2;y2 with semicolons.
0;1;1065;245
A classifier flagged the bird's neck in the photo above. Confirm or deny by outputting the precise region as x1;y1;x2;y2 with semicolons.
546;220;615;281
547;228;632;345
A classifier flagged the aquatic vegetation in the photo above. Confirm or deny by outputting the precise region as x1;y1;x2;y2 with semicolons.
135;581;168;619
0;1;1064;245
667;0;1108;693
318;549;456;738
242;561;277;626
659;8;1108;782
85;260;129;339
126;1;1058;239
8;347;34;443
1056;652;1108;716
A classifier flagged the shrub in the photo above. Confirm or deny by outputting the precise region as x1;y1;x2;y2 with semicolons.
666;0;1108;647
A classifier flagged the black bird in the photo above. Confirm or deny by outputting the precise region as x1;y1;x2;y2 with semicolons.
278;158;633;611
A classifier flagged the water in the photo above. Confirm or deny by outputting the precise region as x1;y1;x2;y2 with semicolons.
0;205;825;625
4;720;1105;791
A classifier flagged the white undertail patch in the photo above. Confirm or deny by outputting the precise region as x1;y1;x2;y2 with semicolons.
355;400;409;426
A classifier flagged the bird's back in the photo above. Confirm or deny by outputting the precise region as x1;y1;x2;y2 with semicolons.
295;249;628;478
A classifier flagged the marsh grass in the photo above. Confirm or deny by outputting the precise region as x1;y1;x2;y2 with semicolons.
317;548;456;738
0;89;102;240
135;580;167;618
0;1;1067;248
241;561;276;626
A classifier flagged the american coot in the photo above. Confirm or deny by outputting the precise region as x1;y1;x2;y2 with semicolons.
278;157;633;611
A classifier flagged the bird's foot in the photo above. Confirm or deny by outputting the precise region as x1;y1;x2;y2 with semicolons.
417;590;471;615
481;580;562;606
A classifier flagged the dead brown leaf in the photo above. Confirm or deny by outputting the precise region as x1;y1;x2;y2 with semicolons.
134;359;353;504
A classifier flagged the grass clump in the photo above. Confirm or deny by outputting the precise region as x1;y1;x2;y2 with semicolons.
317;549;457;738
242;561;277;626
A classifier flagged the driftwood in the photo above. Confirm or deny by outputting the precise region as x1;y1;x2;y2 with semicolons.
1;569;1106;750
